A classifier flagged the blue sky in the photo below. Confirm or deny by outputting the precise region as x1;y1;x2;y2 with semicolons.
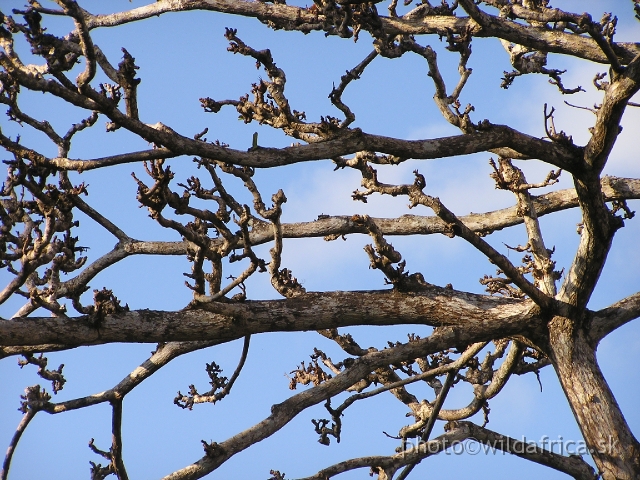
1;1;639;478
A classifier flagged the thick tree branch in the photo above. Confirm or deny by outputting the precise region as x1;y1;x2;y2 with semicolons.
2;121;581;172
54;1;640;65
0;290;538;348
457;0;640;65
558;54;640;309
3;177;637;327
590;292;640;344
549;318;640;478
584;55;640;175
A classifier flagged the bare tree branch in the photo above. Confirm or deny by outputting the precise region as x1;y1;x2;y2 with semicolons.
0;406;37;480
0;290;538;348
2;3;639;479
590;292;640;344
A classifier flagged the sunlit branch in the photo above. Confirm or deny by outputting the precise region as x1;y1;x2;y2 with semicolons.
39;1;640;65
161;327;521;480
174;335;250;408
0;290;537;348
332;342;486;414
590;291;640;344
45;341;219;414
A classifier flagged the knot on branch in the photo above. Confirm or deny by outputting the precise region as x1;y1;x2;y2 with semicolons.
90;288;128;324
369;466;397;480
132;160;175;216
353;214;431;291
174;361;229;410
117;48;140;120
271;267;306;297
489;157;561;194
289;357;332;390
19;384;51;413
18;353;66;393
201;440;225;458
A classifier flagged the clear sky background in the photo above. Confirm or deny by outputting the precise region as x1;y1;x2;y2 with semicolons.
1;1;639;479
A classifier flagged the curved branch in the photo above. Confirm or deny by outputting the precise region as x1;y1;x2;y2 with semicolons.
456;0;640;65
295;427;471;480
174;335;250;408
405;340;522;426
296;420;597;480
46;340;218;413
0;409;37;480
159;327;529;480
6;123;581;172
0;57;581;171
58;0;97;89
66;1;640;65
464;422;597;480
333;342;486;414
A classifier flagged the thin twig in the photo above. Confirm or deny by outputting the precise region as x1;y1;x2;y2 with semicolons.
110;399;129;480
396;369;457;480
1;409;37;480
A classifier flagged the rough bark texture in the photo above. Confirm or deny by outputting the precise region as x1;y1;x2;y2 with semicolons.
549;317;640;479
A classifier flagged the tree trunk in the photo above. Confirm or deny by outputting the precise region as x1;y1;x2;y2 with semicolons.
548;315;640;479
